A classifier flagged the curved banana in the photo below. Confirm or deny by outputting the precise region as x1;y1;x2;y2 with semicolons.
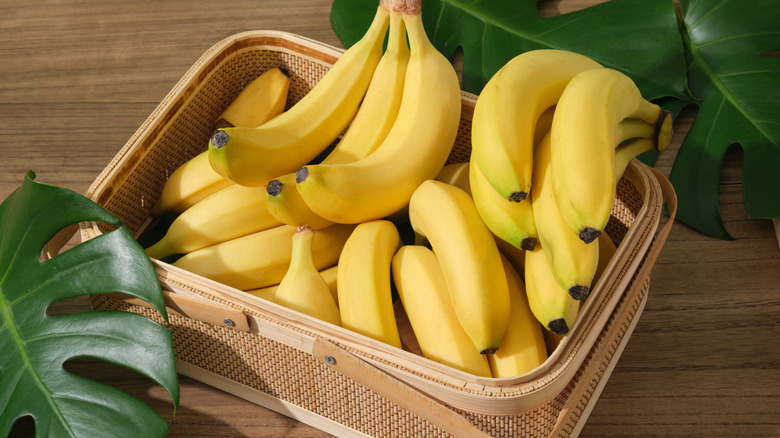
470;158;538;251
550;67;671;243
215;66;291;128
337;220;402;348
274;225;342;326
245;265;338;304
265;173;334;230
470;50;602;202
151;67;291;216
524;243;580;335
264;11;409;228
531;132;599;300
294;10;462;223
144;184;281;260
207;6;391;187
488;255;548;378
391;245;492;377
408;179;510;354
172;223;354;291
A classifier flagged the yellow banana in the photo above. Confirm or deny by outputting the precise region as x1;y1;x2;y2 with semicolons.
265;173;335;230
172;223;354;291
408;179;510;354
488;255;548;378
151;67;291;215
274;226;341;326
337;220;402;348
215;66;291;128
264;11;409;228
144;184;281;260
470;50;602;202
469;159;538;250
550;67;671;243
434;161;470;195
245;265;338;304
524;245;580;335
207;6;391;187
531;132;599;300
294;10;461;223
391;245;492;377
524;243;580;335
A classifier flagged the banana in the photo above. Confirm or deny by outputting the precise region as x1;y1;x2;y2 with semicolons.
207;6;391;187
171;223;354;291
294;10;461;223
408;179;510;354
550;67;672;243
274;225;341;326
144;184;281;260
488;255;548;378
245;265;338;304
391;245;492;377
531;132;599;300
524;243;580;335
151;67;291;215
469;158;538;250
264;11;409;228
434;161;471;195
337;220;402;348
470;50;602;202
265;173;335;230
215;66;291;128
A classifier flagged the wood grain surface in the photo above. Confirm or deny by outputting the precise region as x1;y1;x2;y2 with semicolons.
2;1;778;437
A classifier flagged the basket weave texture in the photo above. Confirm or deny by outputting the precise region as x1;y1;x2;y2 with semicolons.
84;31;672;437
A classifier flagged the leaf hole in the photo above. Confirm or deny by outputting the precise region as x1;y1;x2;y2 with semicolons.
452;45;464;89
40;223;81;262
9;415;35;437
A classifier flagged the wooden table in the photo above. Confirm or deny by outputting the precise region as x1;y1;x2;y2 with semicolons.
2;1;778;437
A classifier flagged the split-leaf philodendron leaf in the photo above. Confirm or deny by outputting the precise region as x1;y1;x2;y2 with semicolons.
0;172;180;437
331;0;780;240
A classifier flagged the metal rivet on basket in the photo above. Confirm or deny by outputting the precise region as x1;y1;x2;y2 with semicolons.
223;318;235;327
324;355;336;365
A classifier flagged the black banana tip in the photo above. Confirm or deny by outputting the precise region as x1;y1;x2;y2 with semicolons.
578;227;601;244
480;346;499;355
569;285;590;300
548;319;569;335
508;191;527;203
267;179;283;196
211;129;229;149
521;236;538;251
295;167;309;183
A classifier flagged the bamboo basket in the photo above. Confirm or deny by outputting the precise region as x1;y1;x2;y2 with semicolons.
80;30;677;437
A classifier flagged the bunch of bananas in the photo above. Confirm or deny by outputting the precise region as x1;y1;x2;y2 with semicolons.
142;0;672;379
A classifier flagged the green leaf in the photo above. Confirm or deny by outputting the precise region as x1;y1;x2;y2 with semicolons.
330;0;690;101
0;172;180;437
670;0;780;239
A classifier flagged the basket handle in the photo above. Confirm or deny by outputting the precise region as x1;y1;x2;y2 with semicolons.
313;338;492;438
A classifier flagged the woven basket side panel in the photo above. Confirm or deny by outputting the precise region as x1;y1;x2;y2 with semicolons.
91;295;584;437
99;48;328;236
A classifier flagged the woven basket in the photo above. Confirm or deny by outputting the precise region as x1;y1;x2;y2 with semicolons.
79;31;677;437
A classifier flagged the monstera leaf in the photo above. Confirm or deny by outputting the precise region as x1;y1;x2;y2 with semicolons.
331;0;780;239
0;172;180;437
670;0;780;239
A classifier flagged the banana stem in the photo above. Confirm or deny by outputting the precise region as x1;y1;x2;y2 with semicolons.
380;0;421;15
